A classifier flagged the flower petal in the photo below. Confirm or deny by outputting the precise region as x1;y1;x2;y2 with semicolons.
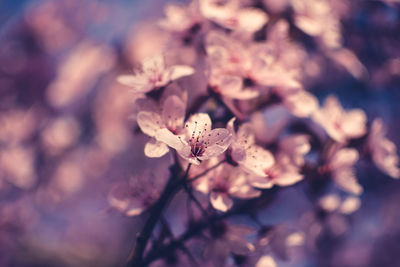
200;129;232;160
117;74;151;93
162;95;185;132
168;65;195;80
184;113;212;137
142;55;165;72
137;111;163;137
238;8;268;32
210;192;233;212
144;139;169;158
240;145;275;177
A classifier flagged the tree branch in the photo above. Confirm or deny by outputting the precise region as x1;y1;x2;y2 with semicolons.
126;164;192;267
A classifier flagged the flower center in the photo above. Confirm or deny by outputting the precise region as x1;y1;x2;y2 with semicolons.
189;138;206;157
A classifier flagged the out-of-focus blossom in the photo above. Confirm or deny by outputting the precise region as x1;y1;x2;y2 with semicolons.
313;95;367;143
41;116;80;155
0;146;36;190
255;255;277;267
227;118;274;177
194;162;260;211
247;135;310;189
252;225;305;265
208;71;259;100
203;222;255;265
291;0;341;49
0;109;37;145
117;55;194;94
319;194;361;215
46;41;115;108
325;146;362;195
368;118;400;179
108;155;171;216
200;0;268;33
158;1;203;33
156;113;232;165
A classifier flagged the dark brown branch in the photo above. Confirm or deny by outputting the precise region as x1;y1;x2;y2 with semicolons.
126;164;192;267
141;189;278;266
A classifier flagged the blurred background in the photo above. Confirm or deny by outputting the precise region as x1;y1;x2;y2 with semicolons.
0;0;399;266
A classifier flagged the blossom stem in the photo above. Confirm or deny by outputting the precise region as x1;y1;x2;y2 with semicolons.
160;216;200;267
188;159;227;182
182;182;208;217
126;163;192;267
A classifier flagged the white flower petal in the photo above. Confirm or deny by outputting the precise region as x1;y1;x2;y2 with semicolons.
210;192;233;212
238;8;268;32
168;65;195;80
256;255;277;267
155;128;185;150
137;111;164;137
142;55;165;72
339;196;361;214
117;74;151;93
330;148;359;169
249;175;274;189
273;172;303;186
334;169;363;195
162;95;185;132
144;139;169;158
185;113;212;137
240;146;275;177
284;91;318;117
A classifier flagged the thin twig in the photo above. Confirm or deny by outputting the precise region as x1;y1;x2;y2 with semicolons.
182;183;208;217
126;164;192;267
160;216;200;267
188;160;226;182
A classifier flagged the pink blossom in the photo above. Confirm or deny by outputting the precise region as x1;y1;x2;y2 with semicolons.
227;118;275;177
194;162;261;212
368;118;400;179
158;2;203;33
200;0;268;33
108;155;171;216
208;71;259;100
203;222;256;265
136;92;186;158
326;146;362;195
247;135;310;188
155;113;232;165
117;55;194;94
313;95;367;143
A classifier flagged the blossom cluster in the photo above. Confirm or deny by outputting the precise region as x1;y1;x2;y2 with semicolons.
0;0;399;266
107;0;400;266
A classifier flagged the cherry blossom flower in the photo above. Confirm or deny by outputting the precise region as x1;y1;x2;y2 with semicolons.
208;71;259;100
368;118;400;179
137;93;186;158
117;55;195;94
194;162;261;212
227;118;275;177
158;1;203;33
291;0;341;49
313;95;367;143
247;157;304;189
325;145;362;195
155;113;232;165
246;135;310;189
200;0;268;33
